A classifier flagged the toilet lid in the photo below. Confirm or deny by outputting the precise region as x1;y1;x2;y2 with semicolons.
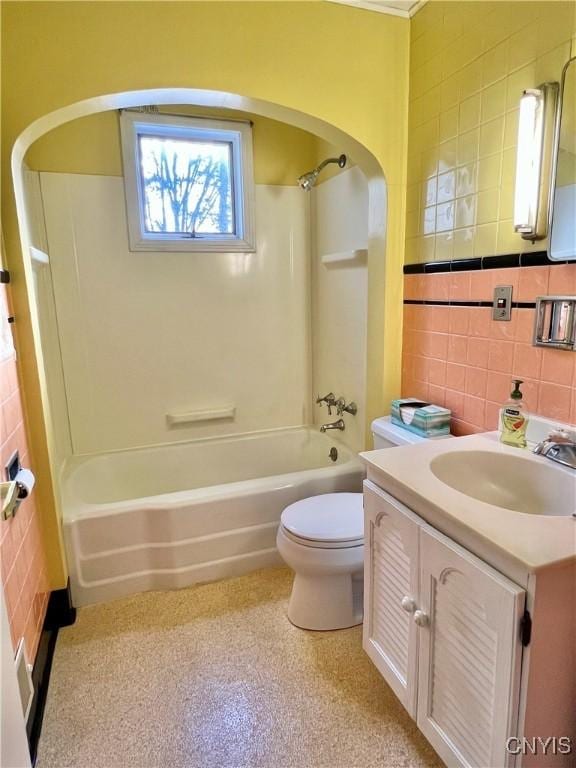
281;493;364;544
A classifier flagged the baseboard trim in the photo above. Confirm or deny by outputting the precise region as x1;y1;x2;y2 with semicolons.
45;582;76;630
27;581;76;764
26;623;58;764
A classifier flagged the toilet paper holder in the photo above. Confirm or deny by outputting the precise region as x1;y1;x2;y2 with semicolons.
533;296;576;350
2;452;35;520
1;479;27;520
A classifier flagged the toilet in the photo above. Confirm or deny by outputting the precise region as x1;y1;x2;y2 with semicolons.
277;416;448;630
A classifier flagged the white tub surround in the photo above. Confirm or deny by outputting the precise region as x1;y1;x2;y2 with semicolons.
63;428;363;606
312;167;368;452
40;173;310;454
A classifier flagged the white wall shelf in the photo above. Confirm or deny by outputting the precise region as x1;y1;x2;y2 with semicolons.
166;406;236;426
30;246;49;265
321;248;367;266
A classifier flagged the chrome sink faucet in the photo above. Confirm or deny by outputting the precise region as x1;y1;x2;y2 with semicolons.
320;419;345;433
533;435;576;470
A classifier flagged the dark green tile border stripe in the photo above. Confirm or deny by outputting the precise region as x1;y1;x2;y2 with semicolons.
403;299;537;308
403;251;570;275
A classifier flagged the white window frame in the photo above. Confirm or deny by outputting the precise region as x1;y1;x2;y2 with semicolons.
119;111;255;252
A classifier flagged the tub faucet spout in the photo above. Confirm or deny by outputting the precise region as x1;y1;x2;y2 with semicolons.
320;419;345;433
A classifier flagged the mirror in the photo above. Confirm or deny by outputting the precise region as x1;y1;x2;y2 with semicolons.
550;57;576;261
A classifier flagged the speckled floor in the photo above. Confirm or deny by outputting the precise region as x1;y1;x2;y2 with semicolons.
36;567;442;768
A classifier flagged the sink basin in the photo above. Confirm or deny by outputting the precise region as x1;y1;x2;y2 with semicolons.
430;450;576;516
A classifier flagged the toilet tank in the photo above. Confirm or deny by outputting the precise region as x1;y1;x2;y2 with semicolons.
371;416;447;449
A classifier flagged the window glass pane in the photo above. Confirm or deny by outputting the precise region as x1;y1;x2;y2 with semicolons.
138;135;235;236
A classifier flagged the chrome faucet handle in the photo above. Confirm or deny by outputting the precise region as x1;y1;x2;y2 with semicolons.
316;392;336;415
533;439;576;470
336;398;358;417
533;427;576;454
533;439;553;455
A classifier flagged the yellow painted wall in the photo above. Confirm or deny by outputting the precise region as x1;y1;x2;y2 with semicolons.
312;136;354;182
405;1;576;264
557;149;576;187
1;1;410;586
557;62;576;186
26;107;321;186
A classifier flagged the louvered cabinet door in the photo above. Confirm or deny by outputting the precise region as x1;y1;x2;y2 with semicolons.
417;527;525;768
363;481;420;717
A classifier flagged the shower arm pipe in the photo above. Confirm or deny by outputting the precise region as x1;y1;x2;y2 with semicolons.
297;153;347;190
316;154;347;173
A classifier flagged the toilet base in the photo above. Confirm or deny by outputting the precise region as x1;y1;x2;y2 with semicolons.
287;571;364;631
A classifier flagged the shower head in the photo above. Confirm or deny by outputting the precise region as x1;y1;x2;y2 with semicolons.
297;154;347;191
298;170;319;191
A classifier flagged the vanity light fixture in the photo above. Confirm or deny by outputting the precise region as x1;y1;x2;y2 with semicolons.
513;82;559;242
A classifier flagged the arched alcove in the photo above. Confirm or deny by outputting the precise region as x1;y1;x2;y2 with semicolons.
11;87;387;583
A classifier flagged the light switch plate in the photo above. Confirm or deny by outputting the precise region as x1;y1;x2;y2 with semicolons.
493;285;512;321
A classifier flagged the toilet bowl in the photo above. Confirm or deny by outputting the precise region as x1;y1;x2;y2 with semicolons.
277;417;452;631
277;493;364;630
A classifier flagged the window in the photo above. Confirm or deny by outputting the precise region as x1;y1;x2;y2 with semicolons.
120;111;255;252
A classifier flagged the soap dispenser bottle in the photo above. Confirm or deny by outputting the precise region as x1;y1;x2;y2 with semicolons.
500;379;528;448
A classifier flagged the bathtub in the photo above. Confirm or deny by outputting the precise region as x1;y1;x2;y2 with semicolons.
61;427;364;606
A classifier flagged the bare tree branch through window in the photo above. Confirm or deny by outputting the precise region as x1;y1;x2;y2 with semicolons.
138;136;234;236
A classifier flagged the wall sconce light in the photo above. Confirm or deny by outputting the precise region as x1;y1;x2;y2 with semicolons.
513;82;558;242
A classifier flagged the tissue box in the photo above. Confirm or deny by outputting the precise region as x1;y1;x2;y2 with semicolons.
391;398;451;438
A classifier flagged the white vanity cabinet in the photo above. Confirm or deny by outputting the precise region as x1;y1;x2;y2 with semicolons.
364;480;526;768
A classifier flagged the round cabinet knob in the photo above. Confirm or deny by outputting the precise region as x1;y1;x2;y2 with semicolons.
401;596;417;614
413;610;429;627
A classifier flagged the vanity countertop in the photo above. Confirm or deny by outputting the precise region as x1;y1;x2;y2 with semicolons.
360;433;576;581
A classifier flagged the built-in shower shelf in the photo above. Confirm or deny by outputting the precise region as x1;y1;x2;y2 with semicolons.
167;406;236;426
30;247;49;265
321;249;367;266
